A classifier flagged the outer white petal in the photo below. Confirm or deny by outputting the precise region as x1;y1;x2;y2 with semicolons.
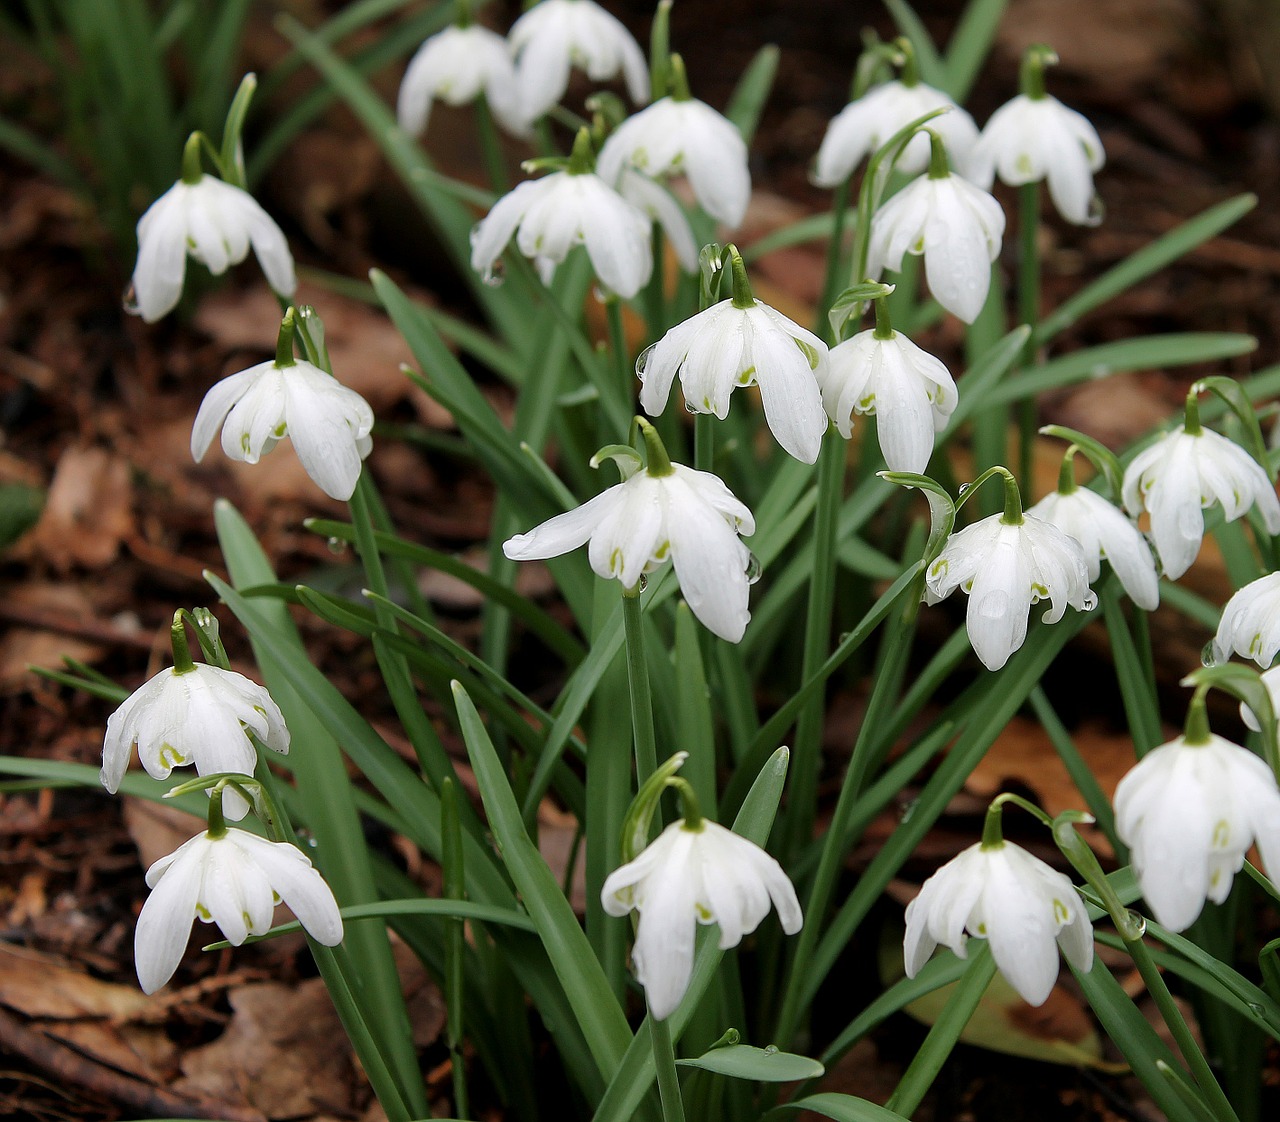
470;178;547;282
979;847;1062;1006
234;832;344;946
812;95;881;187
191;364;268;461
962;523;1032;671
639;304;726;417
681;103;751;227
674;464;755;535
503;486;627;561
132;189;191;322
664;474;752;642
135;839;207;993
749;305;829;464
1214;572;1280;666
1145;434;1207;580
282;363;375;501
577;178;652;297
618;170;698;272
627;827;699;1020
587;475;666;588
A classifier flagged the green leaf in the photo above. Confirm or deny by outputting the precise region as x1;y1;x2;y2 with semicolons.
1034;195;1257;343
0;482;43;548
724;45;779;144
772;1093;911;1122
939;0;1008;102
676;1044;823;1082
1038;424;1125;502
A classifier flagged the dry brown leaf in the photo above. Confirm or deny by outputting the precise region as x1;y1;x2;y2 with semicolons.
0;942;152;1022
26;445;133;570
122;797;206;873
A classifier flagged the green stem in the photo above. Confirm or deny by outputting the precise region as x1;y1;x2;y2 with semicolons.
780;429;844;865
169;611;195;674
694;413;715;473
645;224;666;338
607;297;631;405
650;1011;689;1122
474;94;509;194
440;778;470;1119
622;587;659;804
1017;181;1041;493
1184;384;1204;436
817;176;852;342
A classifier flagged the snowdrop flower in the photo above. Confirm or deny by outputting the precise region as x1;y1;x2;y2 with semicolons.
616;169;698;273
904;837;1093;1006
470;129;652;297
971;46;1104;227
867;130;1005;324
597;55;749;227
508;0;649;125
1114;706;1280;931
1121;403;1280;581
602;817;801;1019
135;825;343;993
397;23;524;137
639;250;829;464
1211;571;1280;667
503;421;756;641
1028;483;1159;611
925;469;1096;671
131;162;295;323
813;77;979;186
820;293;957;473
103;660;288;821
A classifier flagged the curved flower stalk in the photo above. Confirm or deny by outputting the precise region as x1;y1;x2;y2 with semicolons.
867;130;1005;324
820;289;957;473
904;836;1093;1006
1211;571;1280;667
1027;445;1158;611
1121;397;1280;581
1114;696;1280;931
602;755;801;1019
131;151;295;323
502;420;756;641
813;77;979;187
971;46;1104;226
597;55;749;227
508;0;649;126
136;822;343;993
191;325;375;503
397;23;524;138
924;468;1095;671
470;130;652;297
638;249;829;464
102;661;288;819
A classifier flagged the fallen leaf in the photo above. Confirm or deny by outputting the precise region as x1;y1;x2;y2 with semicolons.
26;445;134;570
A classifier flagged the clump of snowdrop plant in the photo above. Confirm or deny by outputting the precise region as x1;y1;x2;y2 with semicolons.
40;9;1280;1122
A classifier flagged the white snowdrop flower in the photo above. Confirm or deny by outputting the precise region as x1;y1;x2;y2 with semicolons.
1121;423;1280;582
131;173;295;323
102;662;289;821
821;317;957;473
135;826;343;993
972;93;1104;226
1212;571;1280;667
867;130;1005;324
926;479;1096;671
508;0;649;125
639;252;829;464
1027;487;1159;611
602;817;801;1019
597;57;750;227
616;169;698;274
192;352;375;503
904;839;1093;1006
470;131;652;298
1242;666;1280;733
503;422;756;641
813;78;979;187
1114;723;1280;932
397;23;525;138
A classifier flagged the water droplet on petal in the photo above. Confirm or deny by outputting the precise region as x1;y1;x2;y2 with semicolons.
122;283;140;315
1201;639;1220;667
746;552;762;585
637;573;648;593
684;400;699;414
636;342;657;378
763;1045;779;1056
958;482;972;495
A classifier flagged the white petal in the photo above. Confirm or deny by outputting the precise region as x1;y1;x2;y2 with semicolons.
665;476;752;642
135;840;206;993
191;366;264;461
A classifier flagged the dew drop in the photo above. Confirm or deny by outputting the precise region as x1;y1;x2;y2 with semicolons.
957;482;972;495
327;536;347;556
684;400;699;414
746;552;762;585
763;1045;779;1056
636;342;657;378
1201;639;1219;667
121;283;140;315
1248;1002;1266;1016
637;573;648;592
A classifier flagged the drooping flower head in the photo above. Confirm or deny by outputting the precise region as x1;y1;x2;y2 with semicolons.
397;21;525;138
130;134;295;323
1121;391;1280;581
1114;694;1280;932
970;45;1104;226
813;40;979;186
191;310;374;503
135;821;343;993
1027;445;1159;611
470;128;652;297
503;420;757;641
508;0;649;126
904;804;1093;1006
923;468;1096;671
820;287;957;473
867;128;1005;325
1211;571;1280;667
597;55;750;228
638;248;829;464
601;753;801;1019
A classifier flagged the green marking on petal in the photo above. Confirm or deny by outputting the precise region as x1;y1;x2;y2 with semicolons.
1212;819;1230;848
196;902;212;921
1052;898;1070;924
